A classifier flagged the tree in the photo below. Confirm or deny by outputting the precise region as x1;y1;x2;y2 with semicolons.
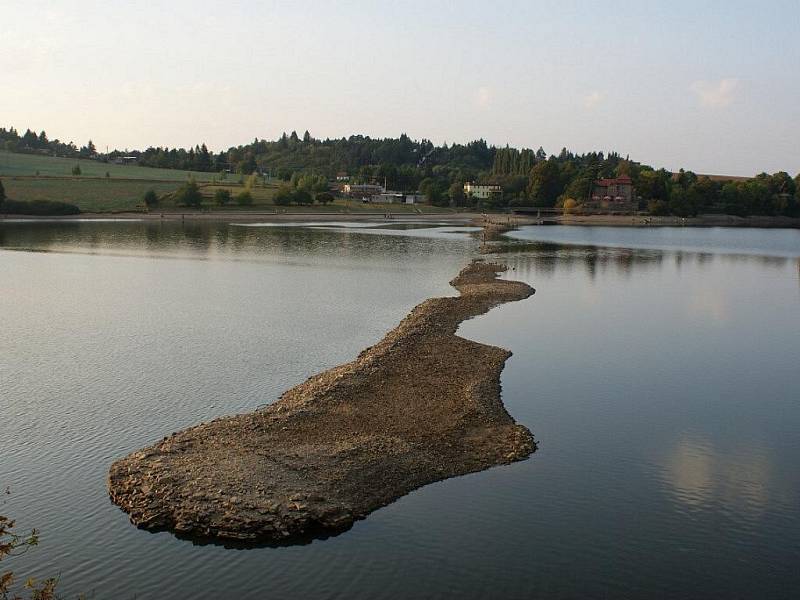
240;154;257;175
196;143;212;172
274;185;293;206
235;190;253;206
315;192;334;205
214;189;232;206
528;159;561;206
303;130;312;144
0;179;5;204
174;181;203;208
648;199;670;215
143;189;159;208
448;181;466;206
293;189;313;205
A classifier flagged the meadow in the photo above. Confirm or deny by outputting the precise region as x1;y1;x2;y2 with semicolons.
2;176;449;214
0;151;451;214
0;150;219;181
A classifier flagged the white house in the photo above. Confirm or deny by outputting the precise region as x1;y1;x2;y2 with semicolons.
370;192;404;204
344;183;384;198
369;192;425;204
464;182;502;200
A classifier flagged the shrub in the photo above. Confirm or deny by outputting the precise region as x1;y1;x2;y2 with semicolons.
562;198;578;214
214;189;232;206
647;199;670;216
71;165;81;176
293;189;313;205
174;181;203;208
315;192;334;205
235;190;253;206
2;506;58;599
143;189;159;208
274;185;293;206
1;199;80;215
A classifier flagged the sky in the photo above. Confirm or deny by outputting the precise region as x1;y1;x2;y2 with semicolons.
2;0;799;176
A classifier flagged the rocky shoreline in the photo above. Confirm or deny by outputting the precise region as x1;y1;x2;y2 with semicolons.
108;260;536;543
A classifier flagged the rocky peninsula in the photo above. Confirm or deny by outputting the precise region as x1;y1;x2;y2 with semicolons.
108;260;536;543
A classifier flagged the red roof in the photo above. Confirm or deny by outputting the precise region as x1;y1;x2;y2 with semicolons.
595;175;632;186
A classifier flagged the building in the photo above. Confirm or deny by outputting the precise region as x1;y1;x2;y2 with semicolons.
370;192;404;204
343;183;384;198
464;182;502;200
588;175;636;211
369;192;425;204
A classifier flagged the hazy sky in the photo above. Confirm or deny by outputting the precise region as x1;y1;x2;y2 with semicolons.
3;0;799;175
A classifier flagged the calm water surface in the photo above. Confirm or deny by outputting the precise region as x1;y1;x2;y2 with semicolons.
1;221;798;599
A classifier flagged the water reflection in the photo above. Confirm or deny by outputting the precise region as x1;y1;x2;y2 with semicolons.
0;220;475;264
489;239;798;287
661;435;773;519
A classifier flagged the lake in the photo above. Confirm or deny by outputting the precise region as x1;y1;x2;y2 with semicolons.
1;220;799;599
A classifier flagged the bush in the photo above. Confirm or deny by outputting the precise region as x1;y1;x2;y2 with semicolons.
235;190;253;206
293;189;313;205
647;199;670;216
174;181;203;208
143;189;159;208
1;199;80;215
2;506;59;599
562;198;578;214
214;189;232;206
71;165;81;176
0;178;5;203
274;185;293;206
315;192;334;205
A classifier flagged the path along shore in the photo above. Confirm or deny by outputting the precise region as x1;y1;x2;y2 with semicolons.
108;260;536;543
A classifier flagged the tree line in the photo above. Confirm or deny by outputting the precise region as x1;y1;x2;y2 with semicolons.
2;124;799;217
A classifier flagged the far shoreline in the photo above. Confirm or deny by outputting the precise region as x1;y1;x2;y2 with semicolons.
1;210;799;229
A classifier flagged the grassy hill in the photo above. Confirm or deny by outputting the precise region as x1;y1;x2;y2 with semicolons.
0;150;219;181
2;178;184;212
1;175;450;214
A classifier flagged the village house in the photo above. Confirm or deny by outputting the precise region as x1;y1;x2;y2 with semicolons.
369;192;425;205
587;175;636;211
463;182;502;200
343;183;384;198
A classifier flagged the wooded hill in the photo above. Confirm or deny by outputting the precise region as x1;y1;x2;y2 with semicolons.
2;126;798;217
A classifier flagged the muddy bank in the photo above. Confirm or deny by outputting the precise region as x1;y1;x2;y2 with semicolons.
108;261;536;543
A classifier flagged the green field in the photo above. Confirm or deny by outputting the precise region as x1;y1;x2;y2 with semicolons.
0;152;454;214
2;178;183;212
0;150;219;181
2;178;453;214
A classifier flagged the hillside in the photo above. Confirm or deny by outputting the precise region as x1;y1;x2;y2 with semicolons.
0;151;218;181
